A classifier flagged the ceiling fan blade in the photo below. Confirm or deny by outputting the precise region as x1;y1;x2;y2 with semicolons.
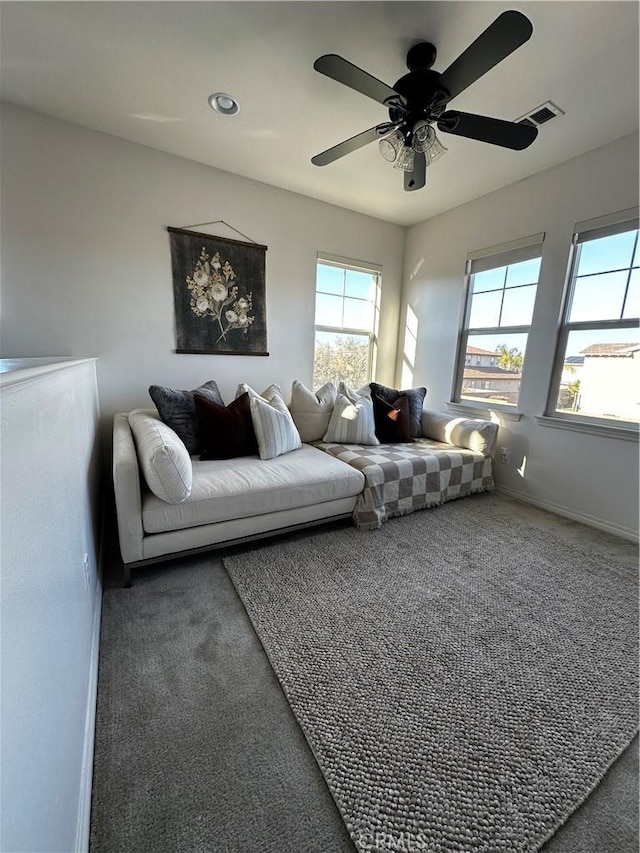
404;152;426;192
439;11;533;101
314;54;405;108
312;124;396;166
438;111;538;150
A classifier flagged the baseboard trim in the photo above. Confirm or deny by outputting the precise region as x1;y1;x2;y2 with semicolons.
494;485;639;543
75;503;105;852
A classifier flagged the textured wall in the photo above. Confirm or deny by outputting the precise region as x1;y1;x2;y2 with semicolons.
0;359;102;852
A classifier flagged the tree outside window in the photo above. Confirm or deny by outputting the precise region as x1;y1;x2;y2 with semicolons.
313;257;381;388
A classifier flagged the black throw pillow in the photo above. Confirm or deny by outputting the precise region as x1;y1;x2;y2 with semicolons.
149;380;224;455
373;394;413;444
194;392;259;460
369;382;427;437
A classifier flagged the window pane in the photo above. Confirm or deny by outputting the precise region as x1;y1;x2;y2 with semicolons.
342;297;374;330
500;284;537;326
469;289;502;328
623;268;639;320
461;333;528;406
569;271;628;322
316;264;344;296
345;270;377;300
554;327;640;422
577;231;637;276
315;292;343;327
313;331;371;388
505;257;541;288
472;267;506;293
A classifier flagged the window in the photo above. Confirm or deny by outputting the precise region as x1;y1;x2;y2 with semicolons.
452;234;544;408
313;254;381;388
548;209;639;426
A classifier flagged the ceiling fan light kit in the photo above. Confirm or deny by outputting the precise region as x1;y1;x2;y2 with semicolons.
379;132;402;162
411;121;433;153
394;145;415;173
424;133;448;165
312;10;538;192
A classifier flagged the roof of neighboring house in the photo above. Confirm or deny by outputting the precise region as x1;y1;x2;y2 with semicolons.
580;343;640;357
564;355;585;366
466;346;496;356
463;366;521;380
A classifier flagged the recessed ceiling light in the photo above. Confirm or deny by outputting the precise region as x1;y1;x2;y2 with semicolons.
208;92;240;116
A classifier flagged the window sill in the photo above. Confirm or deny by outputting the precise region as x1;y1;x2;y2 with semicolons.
446;401;522;422
536;415;639;442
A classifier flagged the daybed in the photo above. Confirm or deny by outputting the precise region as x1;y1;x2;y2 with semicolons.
113;383;498;584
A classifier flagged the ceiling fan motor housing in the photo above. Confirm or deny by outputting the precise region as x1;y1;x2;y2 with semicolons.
388;67;451;135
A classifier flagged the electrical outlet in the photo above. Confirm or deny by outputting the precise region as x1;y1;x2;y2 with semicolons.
83;553;90;590
499;446;511;464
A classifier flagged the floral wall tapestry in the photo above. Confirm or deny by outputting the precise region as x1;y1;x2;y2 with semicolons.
168;227;268;355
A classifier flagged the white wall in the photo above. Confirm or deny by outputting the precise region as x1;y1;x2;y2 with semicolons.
400;133;639;539
0;103;405;452
0;359;102;853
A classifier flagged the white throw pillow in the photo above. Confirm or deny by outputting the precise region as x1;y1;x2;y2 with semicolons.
235;382;285;402
288;380;337;442
249;394;302;460
337;381;371;403
323;394;379;445
128;410;192;503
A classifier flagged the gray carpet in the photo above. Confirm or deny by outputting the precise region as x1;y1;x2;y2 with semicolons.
90;493;639;853
223;496;639;853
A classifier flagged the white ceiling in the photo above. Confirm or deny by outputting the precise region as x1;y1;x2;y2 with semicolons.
1;2;638;226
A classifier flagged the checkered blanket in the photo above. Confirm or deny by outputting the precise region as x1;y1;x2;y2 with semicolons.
315;438;494;530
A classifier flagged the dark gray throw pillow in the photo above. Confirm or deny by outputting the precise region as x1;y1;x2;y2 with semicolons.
369;382;427;437
149;380;224;454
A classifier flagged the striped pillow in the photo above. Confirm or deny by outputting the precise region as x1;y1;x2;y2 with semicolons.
236;382;285;401
249;394;302;460
322;394;379;446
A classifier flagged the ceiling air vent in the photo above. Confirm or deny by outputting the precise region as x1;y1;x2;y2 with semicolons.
516;101;565;128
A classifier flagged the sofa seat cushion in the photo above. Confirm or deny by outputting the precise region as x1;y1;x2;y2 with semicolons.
141;444;365;534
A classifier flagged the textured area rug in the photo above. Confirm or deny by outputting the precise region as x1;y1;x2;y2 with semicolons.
223;496;639;853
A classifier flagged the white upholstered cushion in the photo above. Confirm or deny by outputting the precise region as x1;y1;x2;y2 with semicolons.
250;394;302;459
128;409;192;503
421;411;499;457
323;393;379;445
141;444;365;533
288;380;337;442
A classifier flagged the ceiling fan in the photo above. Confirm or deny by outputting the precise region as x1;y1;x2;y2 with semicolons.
311;10;538;192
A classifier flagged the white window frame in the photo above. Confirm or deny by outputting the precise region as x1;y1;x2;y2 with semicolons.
545;207;639;432
451;233;545;413
313;253;382;387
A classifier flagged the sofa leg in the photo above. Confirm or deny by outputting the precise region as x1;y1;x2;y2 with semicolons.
123;562;132;588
